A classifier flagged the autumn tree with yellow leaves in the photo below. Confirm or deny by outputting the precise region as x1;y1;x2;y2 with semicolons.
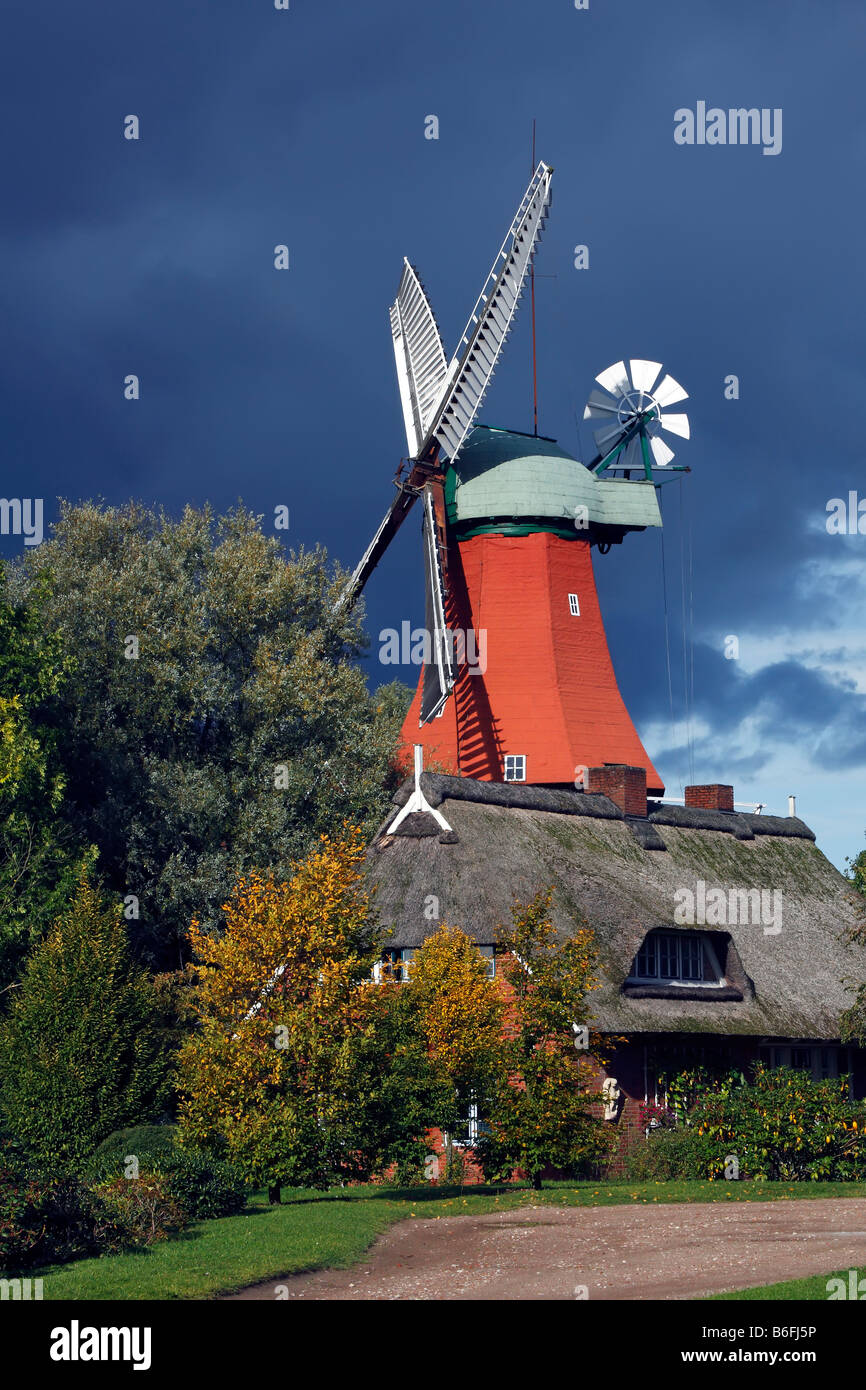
402;924;507;1175
177;832;448;1199
474;891;610;1189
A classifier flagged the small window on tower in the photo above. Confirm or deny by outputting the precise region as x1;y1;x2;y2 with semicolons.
568;593;580;616
504;755;526;782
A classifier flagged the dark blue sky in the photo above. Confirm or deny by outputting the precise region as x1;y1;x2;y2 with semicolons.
2;0;864;869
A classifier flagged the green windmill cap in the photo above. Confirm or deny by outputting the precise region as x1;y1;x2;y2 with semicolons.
444;425;662;540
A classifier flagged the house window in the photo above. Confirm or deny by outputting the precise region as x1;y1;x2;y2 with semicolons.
504;755;526;782
478;945;496;979
375;948;416;983
377;946;494;983
568;593;580;616
762;1044;850;1088
451;1097;490;1149
631;932;721;985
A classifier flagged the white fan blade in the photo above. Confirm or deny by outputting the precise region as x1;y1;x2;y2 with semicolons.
390;259;449;458
426;161;553;462
659;412;690;439
650;436;675;467
583;388;619;420
595;361;630;398
653;374;688;408
594;423;625;454
629;359;662;394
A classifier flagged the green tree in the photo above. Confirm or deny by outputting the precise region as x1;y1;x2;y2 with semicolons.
0;871;171;1169
0;565;82;995
476;892;607;1188
9;501;410;968
178;833;445;1199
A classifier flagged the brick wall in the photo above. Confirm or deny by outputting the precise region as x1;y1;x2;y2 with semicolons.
685;784;734;811
587;764;647;817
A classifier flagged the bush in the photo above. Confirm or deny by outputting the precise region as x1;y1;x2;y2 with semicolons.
623;1127;707;1181
95;1173;185;1247
630;1064;866;1182
0;1166;127;1272
88;1125;246;1220
688;1065;866;1181
87;1124;179;1182
161;1150;246;1221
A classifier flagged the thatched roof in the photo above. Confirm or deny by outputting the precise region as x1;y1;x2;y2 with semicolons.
367;774;864;1041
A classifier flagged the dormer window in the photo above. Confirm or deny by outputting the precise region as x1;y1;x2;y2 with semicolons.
624;930;742;998
633;931;721;984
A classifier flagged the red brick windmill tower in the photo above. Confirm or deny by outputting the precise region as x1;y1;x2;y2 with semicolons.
342;164;690;793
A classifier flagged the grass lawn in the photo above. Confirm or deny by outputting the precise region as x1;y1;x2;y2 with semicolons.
34;1179;866;1301
709;1265;866;1300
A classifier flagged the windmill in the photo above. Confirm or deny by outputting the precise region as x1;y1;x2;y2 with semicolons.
344;165;690;790
342;161;553;723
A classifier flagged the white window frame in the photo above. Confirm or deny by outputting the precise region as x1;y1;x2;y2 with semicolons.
504;754;526;782
627;931;727;988
373;947;416;983
568;593;580;616
450;1099;485;1150
477;945;496;979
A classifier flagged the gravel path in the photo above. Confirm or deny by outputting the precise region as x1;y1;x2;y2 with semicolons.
222;1197;866;1301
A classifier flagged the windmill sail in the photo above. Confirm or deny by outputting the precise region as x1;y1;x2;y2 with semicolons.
390;260;449;460
421;161;553;463
338;483;419;611
343;163;554;612
419;484;455;723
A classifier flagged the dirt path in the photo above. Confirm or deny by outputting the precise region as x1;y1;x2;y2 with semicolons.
221;1197;866;1301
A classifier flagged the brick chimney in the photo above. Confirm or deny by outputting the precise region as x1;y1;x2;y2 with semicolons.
587;764;647;817
685;784;734;812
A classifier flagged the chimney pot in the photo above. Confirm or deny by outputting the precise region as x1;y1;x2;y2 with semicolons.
586;764;647;817
685;784;734;812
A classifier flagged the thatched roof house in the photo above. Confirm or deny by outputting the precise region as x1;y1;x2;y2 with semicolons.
368;769;866;1135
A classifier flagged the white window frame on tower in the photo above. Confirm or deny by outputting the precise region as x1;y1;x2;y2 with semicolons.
568;593;580;616
504;755;526;782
